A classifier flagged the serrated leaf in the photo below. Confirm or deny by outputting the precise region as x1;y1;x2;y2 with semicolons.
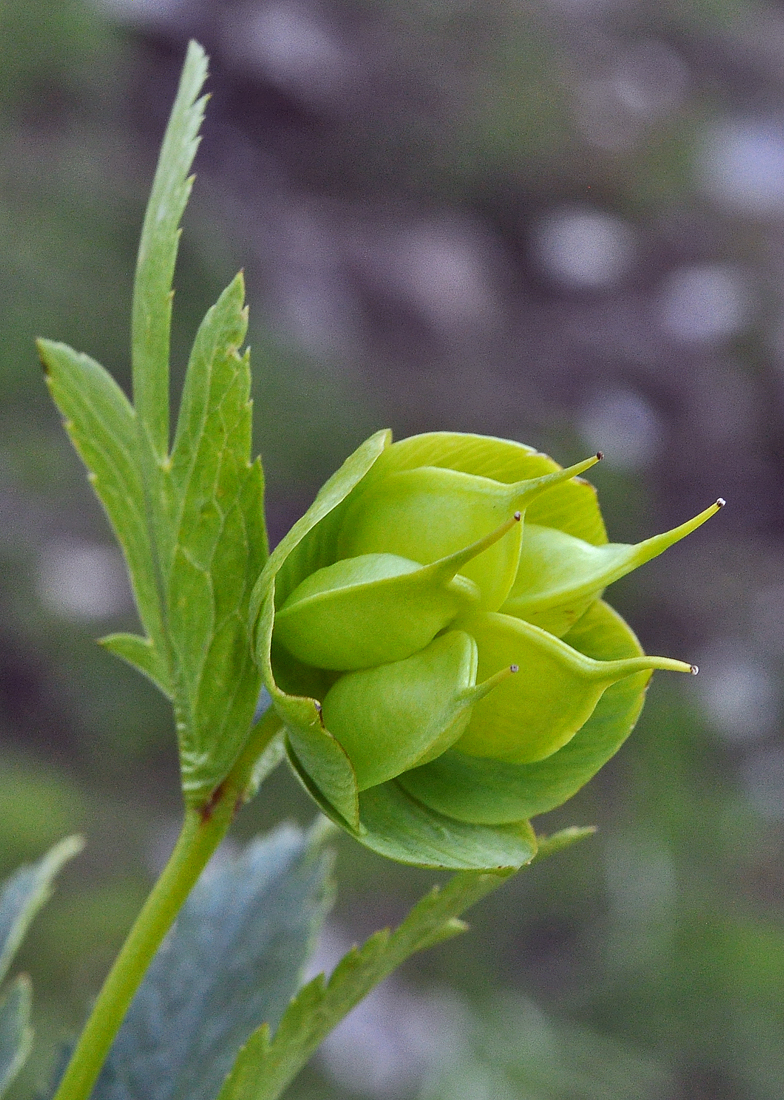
0;975;32;1099
217;867;513;1100
164;274;267;798
93;824;333;1100
0;836;84;986
43;43;269;803
132;39;208;460
39;341;167;682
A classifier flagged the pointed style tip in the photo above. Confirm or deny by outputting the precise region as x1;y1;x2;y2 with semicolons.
690;664;699;675
596;451;604;461
716;497;726;508
513;511;522;521
510;664;519;673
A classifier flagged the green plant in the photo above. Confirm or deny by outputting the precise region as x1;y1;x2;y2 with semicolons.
0;40;720;1100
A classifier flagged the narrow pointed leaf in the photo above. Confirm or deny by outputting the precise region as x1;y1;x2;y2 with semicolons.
132;39;208;460
93;825;333;1100
0;837;84;987
217;868;514;1100
99;634;171;697
39;341;167;677
164;275;267;798
0;975;32;1099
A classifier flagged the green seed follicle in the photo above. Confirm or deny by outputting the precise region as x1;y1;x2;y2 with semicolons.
464;662;519;706
425;511;522;585
510;452;603;511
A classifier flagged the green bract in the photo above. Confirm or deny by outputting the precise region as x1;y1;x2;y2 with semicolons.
250;431;719;871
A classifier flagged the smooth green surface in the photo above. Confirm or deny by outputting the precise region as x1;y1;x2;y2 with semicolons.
398;601;652;823
322;631;479;789
455;611;691;764
217;869;514;1100
252;428;391;827
355;781;538;869
337;456;599;611
347;432;608;546
274;551;480;671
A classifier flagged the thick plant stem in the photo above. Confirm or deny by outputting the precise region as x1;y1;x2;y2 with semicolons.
52;711;283;1100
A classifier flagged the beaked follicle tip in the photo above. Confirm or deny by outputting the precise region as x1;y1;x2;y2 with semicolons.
690;664;699;675
716;497;726;508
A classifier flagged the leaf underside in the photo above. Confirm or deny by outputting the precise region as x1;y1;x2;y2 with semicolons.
0;836;84;987
0;976;32;1099
217;867;513;1100
93;824;333;1100
0;838;83;1099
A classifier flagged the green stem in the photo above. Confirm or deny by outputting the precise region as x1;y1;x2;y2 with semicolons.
52;711;283;1100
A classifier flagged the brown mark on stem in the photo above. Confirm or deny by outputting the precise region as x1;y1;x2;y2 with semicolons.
199;780;227;824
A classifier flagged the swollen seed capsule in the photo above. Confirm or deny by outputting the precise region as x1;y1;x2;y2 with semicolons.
455;612;695;764
321;631;516;790
502;500;724;636
338;454;602;612
274;515;521;670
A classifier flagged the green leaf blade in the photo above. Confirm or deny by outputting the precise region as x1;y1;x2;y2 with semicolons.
99;634;171;698
0;975;32;1099
165;274;267;798
39;341;168;677
218;868;513;1100
0;836;84;987
132;39;209;460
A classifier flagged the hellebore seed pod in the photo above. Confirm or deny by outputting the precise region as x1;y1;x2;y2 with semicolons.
251;430;721;871
274;514;521;670
453;611;695;764
338;454;602;611
502;499;725;636
321;630;517;790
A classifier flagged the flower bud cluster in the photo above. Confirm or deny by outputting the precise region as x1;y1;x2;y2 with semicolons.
252;431;720;869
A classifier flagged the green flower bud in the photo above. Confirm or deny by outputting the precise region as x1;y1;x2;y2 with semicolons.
273;514;521;670
251;429;720;871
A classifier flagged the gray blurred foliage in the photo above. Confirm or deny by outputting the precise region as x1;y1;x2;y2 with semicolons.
93;824;334;1100
1;0;784;1098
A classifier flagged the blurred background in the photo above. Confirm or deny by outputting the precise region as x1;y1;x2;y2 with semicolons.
1;0;784;1097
